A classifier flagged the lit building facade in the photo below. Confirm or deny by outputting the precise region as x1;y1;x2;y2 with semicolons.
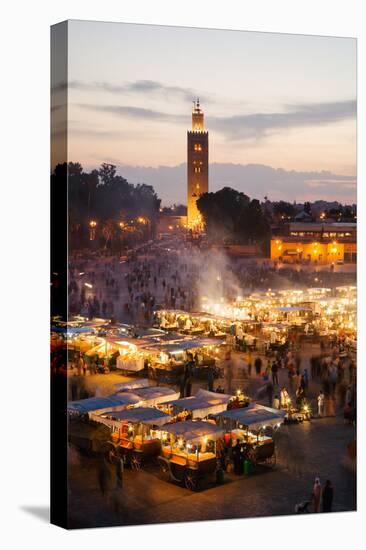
157;214;187;237
270;222;357;264
187;99;209;229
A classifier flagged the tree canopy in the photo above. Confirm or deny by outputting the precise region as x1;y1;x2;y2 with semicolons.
53;162;161;251
197;187;270;244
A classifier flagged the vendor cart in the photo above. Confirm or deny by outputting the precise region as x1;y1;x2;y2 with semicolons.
157;420;224;490
234;431;276;467
215;404;286;471
91;407;172;470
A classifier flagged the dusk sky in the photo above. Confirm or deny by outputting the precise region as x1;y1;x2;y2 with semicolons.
63;20;356;205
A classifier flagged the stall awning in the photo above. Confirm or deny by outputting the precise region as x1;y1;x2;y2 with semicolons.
161;420;224;443
147;338;224;354
215;404;286;431
51;326;96;334
163;389;232;418
98;407;171;426
67;393;140;415
275;306;312;312
114;379;150;392
131;385;180;406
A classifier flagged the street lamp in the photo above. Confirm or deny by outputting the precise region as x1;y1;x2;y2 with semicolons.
118;222;126;255
137;216;151;239
89;220;97;241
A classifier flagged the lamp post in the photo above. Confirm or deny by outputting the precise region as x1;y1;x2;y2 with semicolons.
89;220;97;241
118;222;125;256
137;216;151;239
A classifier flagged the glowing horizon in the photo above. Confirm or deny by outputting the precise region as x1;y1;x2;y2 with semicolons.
54;21;357;204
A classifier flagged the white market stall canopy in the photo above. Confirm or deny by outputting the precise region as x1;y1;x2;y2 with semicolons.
67;393;140;415
90;407;171;429
163;389;233;419
116;355;145;372
145;338;224;354
215;404;286;431
275;306;312;313
68;385;179;416
128;385;180;406
114;379;149;392
161;420;224;444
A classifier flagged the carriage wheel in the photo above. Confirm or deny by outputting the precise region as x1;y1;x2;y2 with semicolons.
158;458;170;480
184;471;198;491
130;453;142;471
266;453;276;468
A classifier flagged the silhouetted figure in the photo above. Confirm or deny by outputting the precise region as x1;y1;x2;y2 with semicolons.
322;480;333;513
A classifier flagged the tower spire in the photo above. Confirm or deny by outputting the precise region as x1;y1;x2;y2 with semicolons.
192;98;204;131
187;101;209;229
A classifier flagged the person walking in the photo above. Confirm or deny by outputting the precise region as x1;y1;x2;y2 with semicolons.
115;454;124;489
207;366;214;392
288;364;295;391
271;361;279;386
312;477;322;513
300;374;306;395
322;480;333;513
225;359;234;394
266;380;274;407
185;360;193;398
97;458;111;497
179;370;186;398
345;385;353;407
329;364;338;396
273;394;280;409
280;386;289;408
317;390;325;417
254;356;262;376
247;359;252;378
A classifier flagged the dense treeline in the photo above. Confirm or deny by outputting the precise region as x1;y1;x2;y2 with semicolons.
52;162;161;252
197;187;356;246
197;187;270;245
52;162;356;253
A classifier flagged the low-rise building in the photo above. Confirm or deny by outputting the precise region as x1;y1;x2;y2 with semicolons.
270;222;356;264
157;214;187;237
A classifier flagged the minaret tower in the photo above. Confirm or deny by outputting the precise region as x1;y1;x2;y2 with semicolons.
187;98;209;229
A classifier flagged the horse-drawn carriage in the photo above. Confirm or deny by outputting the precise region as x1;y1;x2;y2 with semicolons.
157;420;224;490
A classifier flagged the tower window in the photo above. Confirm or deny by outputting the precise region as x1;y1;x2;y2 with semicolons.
194;143;202;152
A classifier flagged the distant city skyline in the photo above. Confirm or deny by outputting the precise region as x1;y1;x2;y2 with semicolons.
58;20;356;205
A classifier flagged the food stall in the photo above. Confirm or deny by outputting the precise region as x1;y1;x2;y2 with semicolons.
261;322;289;355
145;338;226;383
114;340;146;373
215;404;286;469
113;379;150;392
156;310;228;338
120;385;180;407
159;389;234;420
157;420;224;490
91;407;172;469
67;393;140;416
68;385;179;417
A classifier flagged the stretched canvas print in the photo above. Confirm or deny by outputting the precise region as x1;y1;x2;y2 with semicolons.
51;20;357;529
